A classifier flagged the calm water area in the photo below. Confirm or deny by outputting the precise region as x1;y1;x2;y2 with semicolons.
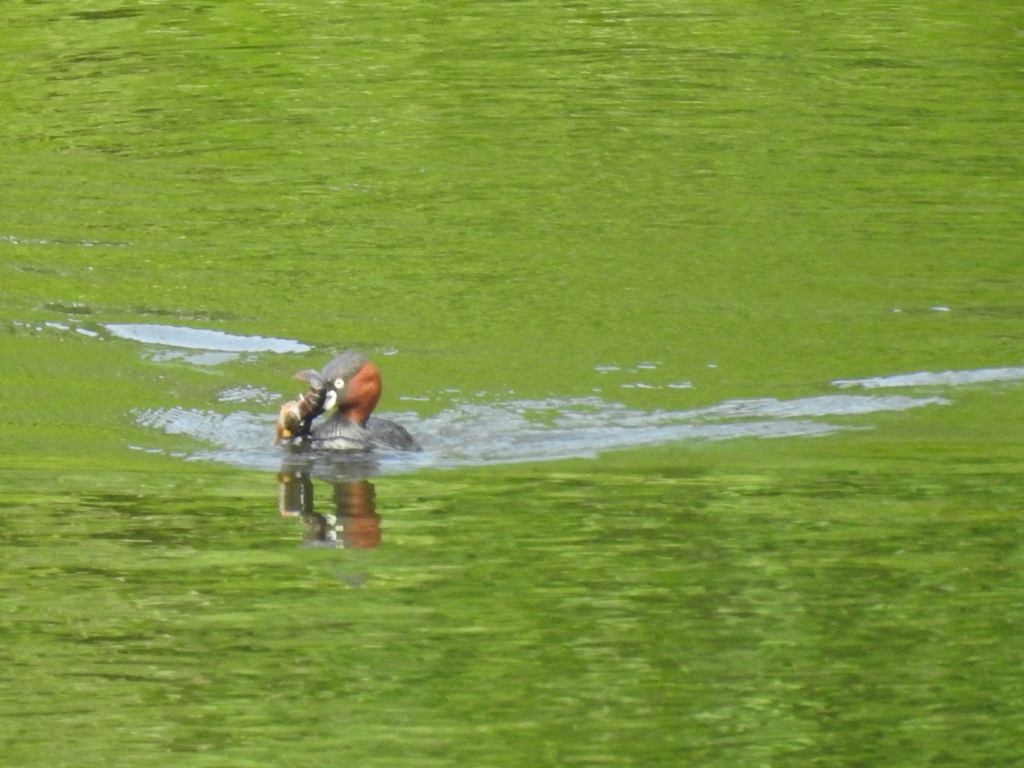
3;2;1024;766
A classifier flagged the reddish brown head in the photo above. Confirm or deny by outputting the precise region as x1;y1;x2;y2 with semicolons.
320;351;383;426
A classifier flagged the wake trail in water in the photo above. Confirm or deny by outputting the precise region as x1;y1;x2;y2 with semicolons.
134;390;949;476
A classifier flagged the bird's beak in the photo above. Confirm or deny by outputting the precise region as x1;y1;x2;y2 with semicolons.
322;390;338;413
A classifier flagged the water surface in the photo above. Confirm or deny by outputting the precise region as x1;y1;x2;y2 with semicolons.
2;1;1024;766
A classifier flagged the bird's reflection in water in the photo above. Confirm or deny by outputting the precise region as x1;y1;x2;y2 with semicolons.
276;454;384;548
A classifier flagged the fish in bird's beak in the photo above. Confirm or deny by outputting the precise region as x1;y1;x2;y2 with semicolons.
274;368;328;444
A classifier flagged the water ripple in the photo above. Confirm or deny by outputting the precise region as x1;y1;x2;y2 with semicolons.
133;391;948;476
833;367;1024;389
104;323;310;353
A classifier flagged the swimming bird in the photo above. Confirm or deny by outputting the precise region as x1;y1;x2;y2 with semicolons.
275;350;420;451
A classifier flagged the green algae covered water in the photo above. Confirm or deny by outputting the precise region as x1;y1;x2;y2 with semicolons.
3;2;1024;765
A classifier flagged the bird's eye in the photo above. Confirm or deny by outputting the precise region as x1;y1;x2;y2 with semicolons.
334;378;345;389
